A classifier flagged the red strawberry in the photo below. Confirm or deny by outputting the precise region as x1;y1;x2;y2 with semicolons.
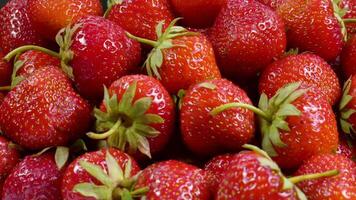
0;50;11;86
339;75;356;136
106;0;174;41
61;148;144;200
0;66;91;150
169;0;227;28
341;34;356;78
336;138;355;160
341;0;356;34
2;153;63;200
87;75;175;158
180;79;255;156
28;0;103;40
294;154;356;200
0;0;45;54
208;0;286;81
257;0;285;9
259;53;341;106
0;92;4;104
135;160;210;199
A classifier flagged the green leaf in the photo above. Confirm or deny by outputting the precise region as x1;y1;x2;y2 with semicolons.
340;95;353;110
268;125;287;148
159;40;173;49
258;93;269;111
119;82;137;113
155;20;164;38
257;157;280;172
137;114;164;124
79;160;114;187
281;177;294;190
33;147;52;157
274;82;301;106
121;189;134;200
106;150;124;183
284;89;306;104
340;119;354;134
128;97;152;118
134;124;160;137
73;183;112;200
276;104;301;117
273;118;290;132
340;78;353;110
124;159;132;178
55;146;69;170
295;187;307;200
150;49;163;69
341;109;356;120
261;133;278;157
126;130;139;154
198;82;216;90
137;135;152;158
243;144;272;160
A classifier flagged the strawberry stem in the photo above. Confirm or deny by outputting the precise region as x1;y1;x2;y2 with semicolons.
343;18;356;23
126;32;158;47
288;169;339;184
87;119;122;139
4;45;60;62
210;102;270;121
0;85;11;91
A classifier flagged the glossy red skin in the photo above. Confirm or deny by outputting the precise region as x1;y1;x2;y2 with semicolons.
0;93;4;104
209;0;286;80
28;0;103;40
0;50;11;86
343;75;356;133
180;79;255;156
216;151;298;200
257;0;285;9
0;0;45;54
0;66;92;150
70;16;141;102
341;34;356;78
259;53;341;105
104;75;175;156
277;0;343;61
169;0;227;28
62;148;140;200
341;0;356;34
136;160;210;199
107;0;174;41
336;139;355;161
2;153;62;200
159;34;221;94
295;154;356;200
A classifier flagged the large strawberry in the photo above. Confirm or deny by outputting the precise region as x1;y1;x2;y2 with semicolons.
180;79;255;156
0;66;91;150
341;34;356;78
339;75;356;136
208;0;286;81
0;49;11;86
259;53;341;105
127;18;221;94
87;75;175;158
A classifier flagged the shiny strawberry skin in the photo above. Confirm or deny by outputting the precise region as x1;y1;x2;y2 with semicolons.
61;148;140;200
336;139;355;161
0;0;45;54
0;92;4;104
259;53;341;105
294;154;356;200
209;0;286;80
2;153;63;200
341;0;356;34
0;50;11;86
180;79;255;156
0;66;92;150
341;34;356;78
135;160;210;199
70;16;141;102
257;0;285;9
107;0;174;41
277;0;343;61
169;0;227;28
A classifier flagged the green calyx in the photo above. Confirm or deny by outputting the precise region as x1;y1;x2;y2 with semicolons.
332;0;348;41
33;146;70;170
339;78;356;136
126;18;197;79
104;0;123;18
73;150;148;200
87;82;164;158
0;59;25;91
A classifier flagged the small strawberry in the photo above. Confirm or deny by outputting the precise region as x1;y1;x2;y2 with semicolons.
341;34;356;78
135;160;210;199
341;0;356;34
180;79;255;156
87;75;175;158
208;0;286;80
0;66;92;150
257;0;285;9
61;148;146;200
259;53;341;105
339;75;356;136
169;0;227;28
0;49;11;86
127;18;221;94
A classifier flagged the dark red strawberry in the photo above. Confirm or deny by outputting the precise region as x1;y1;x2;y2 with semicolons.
61;148;144;200
180;79;255;156
208;0;286;81
2;153;63;200
0;92;4;104
135;160;210;199
87;75;175;158
106;0;174;41
169;0;227;28
341;0;356;34
336;138;355;160
0;50;11;86
294;154;356;200
28;0;103;40
259;53;341;105
0;66;91;150
341;34;356;78
339;75;356;136
257;0;285;9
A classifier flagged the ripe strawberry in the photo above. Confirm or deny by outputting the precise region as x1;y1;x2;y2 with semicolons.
180;79;255;156
336;138;355;160
28;0;103;40
169;0;227;28
61;148;145;200
106;0;174;41
135;160;210;199
339;75;356;136
0;66;92;150
259;53;341;105
341;0;356;34
208;0;286;80
0;49;11;86
2;153;63;200
0;92;4;104
87;75;175;158
294;154;356;200
341;34;356;78
257;0;285;9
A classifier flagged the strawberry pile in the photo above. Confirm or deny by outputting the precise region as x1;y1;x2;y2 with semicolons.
0;0;355;199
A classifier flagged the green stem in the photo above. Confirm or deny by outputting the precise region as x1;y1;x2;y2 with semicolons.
289;169;339;184
125;32;158;47
343;18;356;23
87;120;121;140
130;187;149;196
4;45;61;62
0;85;11;91
210;102;270;121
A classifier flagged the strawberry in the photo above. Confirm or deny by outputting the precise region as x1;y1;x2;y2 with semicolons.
61;148;145;200
2;153;63;200
180;79;255;156
259;53;341;106
336;138;355;160
257;0;285;9
0;66;92;150
127;18;221;94
169;0;227;28
339;75;356;136
208;0;286;81
294;154;356;200
341;34;356;78
28;0;103;40
0;0;45;54
105;0;174;41
0;92;4;104
87;75;175;158
135;160;210;199
0;49;11;86
341;0;356;34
